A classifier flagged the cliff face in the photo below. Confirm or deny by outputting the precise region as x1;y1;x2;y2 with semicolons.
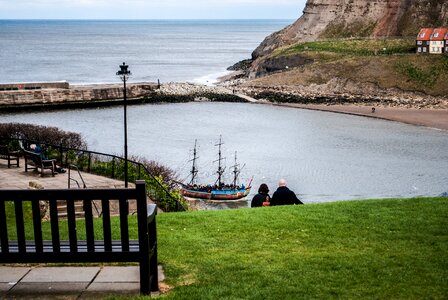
252;0;448;60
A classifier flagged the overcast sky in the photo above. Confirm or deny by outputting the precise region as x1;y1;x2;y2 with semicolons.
0;0;307;19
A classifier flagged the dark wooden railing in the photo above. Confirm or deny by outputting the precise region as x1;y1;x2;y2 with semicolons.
0;181;158;295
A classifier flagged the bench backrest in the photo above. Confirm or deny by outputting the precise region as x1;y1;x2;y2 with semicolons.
23;149;42;164
0;181;154;260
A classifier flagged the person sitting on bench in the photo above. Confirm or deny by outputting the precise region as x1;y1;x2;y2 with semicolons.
30;144;66;173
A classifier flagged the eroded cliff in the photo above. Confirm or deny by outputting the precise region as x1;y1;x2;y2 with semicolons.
252;0;448;60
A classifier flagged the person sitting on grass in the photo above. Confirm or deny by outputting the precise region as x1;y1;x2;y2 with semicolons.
251;183;271;207
270;179;303;206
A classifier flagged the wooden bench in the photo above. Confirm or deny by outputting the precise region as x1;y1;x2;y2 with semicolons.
23;149;56;176
0;181;159;295
0;146;20;168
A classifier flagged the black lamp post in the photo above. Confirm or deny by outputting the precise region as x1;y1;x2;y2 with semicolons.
116;62;131;188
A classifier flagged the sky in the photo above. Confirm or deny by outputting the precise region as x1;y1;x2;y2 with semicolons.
0;0;307;19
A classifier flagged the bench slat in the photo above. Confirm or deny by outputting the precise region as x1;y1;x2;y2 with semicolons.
0;241;144;263
84;198;95;252
102;198;112;252
49;196;60;252
31;200;43;253
67;197;78;253
0;201;9;253
119;197;130;252
14;200;26;253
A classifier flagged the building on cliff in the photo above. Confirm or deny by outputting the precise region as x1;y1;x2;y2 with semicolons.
429;28;448;54
445;31;448;53
416;28;448;55
416;28;432;54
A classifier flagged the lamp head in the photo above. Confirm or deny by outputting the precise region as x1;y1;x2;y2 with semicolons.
116;62;131;81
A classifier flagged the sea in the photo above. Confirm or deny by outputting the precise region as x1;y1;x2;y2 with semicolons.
0;19;292;85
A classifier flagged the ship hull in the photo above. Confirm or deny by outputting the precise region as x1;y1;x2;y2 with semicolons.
181;187;251;201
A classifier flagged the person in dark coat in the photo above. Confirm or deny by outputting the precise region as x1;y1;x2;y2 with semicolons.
270;179;303;206
251;183;271;207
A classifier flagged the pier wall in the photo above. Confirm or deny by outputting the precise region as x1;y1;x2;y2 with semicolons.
0;83;158;109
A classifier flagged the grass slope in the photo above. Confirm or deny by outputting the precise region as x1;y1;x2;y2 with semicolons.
157;198;447;299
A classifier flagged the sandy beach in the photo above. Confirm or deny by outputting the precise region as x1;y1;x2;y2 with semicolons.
270;103;448;131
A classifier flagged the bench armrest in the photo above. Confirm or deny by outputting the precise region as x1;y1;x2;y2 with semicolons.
147;204;157;223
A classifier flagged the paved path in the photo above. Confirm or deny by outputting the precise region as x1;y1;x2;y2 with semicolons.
0;158;127;190
0;265;163;299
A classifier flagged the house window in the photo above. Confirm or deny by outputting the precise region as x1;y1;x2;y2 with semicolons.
417;41;422;45
420;33;425;38
418;47;422;52
423;47;427;52
433;33;439;38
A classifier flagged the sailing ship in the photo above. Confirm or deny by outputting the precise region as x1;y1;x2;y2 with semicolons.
180;136;252;201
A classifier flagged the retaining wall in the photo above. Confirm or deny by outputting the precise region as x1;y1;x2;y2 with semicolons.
0;83;157;109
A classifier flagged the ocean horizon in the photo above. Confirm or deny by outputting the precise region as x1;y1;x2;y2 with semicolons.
0;19;293;85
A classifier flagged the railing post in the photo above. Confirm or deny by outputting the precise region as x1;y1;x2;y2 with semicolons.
59;144;63;166
149;205;159;292
88;153;91;172
64;147;68;167
111;158;115;179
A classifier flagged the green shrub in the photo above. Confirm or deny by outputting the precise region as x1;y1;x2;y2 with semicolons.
0;123;87;150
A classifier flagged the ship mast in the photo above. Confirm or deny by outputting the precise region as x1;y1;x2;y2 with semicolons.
188;139;199;186
214;135;225;187
232;151;240;188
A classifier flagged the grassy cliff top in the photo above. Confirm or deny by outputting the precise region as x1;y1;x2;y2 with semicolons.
253;39;448;97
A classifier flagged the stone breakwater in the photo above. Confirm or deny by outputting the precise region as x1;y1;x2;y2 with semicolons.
0;82;244;111
156;82;232;96
226;78;448;109
0;83;157;110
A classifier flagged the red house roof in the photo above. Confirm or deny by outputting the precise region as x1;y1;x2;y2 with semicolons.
417;28;433;41
430;28;448;41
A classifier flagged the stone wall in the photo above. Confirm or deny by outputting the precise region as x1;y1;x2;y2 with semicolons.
0;83;157;108
0;81;70;91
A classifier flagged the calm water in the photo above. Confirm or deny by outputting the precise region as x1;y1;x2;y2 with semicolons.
0;19;291;84
2;102;448;206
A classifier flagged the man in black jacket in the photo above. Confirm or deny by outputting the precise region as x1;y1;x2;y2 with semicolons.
270;179;303;206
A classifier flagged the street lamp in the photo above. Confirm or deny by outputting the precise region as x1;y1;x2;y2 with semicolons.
116;62;131;188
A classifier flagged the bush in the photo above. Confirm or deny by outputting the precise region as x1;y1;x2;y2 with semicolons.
0;123;87;150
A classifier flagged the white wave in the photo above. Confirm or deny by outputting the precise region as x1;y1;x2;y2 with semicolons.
190;70;233;86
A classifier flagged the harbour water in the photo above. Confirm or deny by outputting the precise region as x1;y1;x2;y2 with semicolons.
2;102;448;206
0;19;292;85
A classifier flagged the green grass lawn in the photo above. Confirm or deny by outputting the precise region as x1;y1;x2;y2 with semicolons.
4;197;447;299
156;197;447;299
